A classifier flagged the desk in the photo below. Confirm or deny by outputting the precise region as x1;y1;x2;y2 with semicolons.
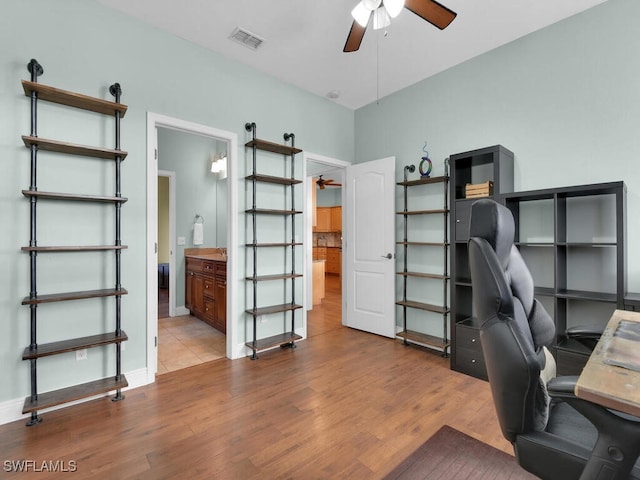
575;309;640;417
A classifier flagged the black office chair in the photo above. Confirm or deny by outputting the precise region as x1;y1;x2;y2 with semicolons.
467;198;640;480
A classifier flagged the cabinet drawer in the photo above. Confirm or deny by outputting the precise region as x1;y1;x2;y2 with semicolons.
215;262;226;277
202;299;215;322
327;251;340;262
203;278;214;298
455;324;481;349
455;346;487;380
454;200;474;242
202;261;216;274
186;258;204;273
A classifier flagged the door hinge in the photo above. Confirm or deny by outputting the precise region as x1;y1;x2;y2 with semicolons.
155;242;158;254
155;336;158;347
154;148;158;160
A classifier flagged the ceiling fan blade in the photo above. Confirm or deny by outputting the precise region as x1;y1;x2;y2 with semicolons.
343;19;368;52
404;0;457;30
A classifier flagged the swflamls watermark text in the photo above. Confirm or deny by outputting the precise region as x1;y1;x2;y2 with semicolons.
4;459;78;473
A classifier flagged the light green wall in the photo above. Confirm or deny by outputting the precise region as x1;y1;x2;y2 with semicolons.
356;0;640;302
0;0;353;404
316;187;342;207
2;0;638;407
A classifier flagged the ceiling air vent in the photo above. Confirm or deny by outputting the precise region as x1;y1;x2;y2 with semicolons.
229;27;264;51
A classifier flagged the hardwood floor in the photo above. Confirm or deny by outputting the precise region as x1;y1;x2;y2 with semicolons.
0;275;511;479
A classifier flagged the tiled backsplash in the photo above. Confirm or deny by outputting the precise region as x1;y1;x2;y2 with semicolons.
313;232;342;248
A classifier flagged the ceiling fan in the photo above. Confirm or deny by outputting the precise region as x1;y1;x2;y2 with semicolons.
344;0;457;53
316;175;342;189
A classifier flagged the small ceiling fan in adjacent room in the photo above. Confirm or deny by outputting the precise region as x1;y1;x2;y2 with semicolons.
343;0;457;52
316;175;342;189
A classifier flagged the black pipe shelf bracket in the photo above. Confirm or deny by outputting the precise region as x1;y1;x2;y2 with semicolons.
244;122;303;360
20;59;128;426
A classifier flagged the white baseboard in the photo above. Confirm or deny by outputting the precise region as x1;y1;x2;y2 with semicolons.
0;367;151;426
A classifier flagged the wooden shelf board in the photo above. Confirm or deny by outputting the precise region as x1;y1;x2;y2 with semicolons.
246;243;303;247
22;136;128;160
22;245;128;252
397;271;449;280
22;375;128;414
245;139;302;155
396;300;449;314
22;288;128;305
245;332;302;352
23;331;128;359
22;190;128;203
246;274;303;282
246;174;302;185
246;208;302;216
397;176;448;186
396;209;448;215
22;80;128;117
246;303;303;316
397;330;450;349
396;241;448;247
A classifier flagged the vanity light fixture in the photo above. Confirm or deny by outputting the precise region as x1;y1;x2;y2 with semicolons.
210;153;228;178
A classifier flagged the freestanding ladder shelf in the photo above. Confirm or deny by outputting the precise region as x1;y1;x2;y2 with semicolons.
396;163;450;356
244;122;303;359
20;59;128;425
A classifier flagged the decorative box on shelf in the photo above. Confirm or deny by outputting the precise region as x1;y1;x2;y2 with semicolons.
465;181;494;198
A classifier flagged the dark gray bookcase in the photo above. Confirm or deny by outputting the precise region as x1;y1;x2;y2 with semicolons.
449;145;514;380
503;181;626;375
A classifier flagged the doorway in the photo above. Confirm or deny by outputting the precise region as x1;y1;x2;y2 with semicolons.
146;113;240;383
304;153;349;337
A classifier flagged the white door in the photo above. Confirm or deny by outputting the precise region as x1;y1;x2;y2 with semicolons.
344;157;396;338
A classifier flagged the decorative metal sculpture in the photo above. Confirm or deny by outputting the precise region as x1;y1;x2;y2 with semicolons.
420;141;432;178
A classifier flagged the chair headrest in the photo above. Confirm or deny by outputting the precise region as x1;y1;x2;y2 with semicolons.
469;199;515;267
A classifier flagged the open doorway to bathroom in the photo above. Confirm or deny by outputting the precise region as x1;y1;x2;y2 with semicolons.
155;127;228;374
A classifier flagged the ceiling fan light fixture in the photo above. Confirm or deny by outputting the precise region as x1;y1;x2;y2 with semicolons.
373;7;391;30
362;0;382;10
383;0;404;18
351;2;371;27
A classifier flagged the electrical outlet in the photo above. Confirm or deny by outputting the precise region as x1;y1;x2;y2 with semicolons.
259;315;267;324
76;349;88;361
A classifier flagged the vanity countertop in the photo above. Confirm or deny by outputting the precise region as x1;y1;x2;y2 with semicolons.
184;248;227;262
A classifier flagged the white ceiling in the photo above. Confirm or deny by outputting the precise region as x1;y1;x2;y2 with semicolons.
96;0;607;110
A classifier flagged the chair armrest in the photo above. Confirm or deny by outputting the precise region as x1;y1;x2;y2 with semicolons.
547;376;579;399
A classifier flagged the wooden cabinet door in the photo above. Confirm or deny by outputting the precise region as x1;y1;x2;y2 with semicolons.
326;249;341;275
316;207;331;232
214;276;227;334
192;274;205;315
330;206;342;231
185;271;195;310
